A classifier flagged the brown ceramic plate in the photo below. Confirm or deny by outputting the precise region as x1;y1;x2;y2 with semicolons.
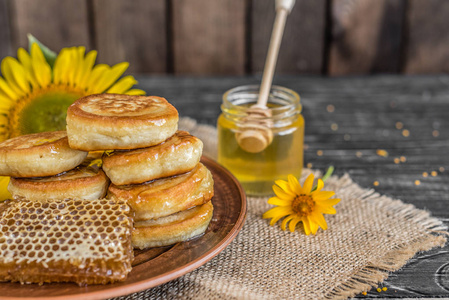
0;156;247;300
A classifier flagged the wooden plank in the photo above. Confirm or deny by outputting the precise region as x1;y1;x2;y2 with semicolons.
328;0;405;75
93;0;166;74
172;0;245;75
403;0;449;73
11;0;90;51
0;0;12;59
251;0;326;74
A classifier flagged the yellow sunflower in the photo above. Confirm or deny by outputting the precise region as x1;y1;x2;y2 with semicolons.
0;41;145;200
263;173;340;235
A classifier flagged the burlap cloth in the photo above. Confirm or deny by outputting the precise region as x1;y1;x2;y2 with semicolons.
117;118;448;300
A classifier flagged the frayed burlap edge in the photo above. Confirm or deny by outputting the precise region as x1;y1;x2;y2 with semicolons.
324;174;448;299
179;117;448;299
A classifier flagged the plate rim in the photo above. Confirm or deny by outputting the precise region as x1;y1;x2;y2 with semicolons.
0;156;247;300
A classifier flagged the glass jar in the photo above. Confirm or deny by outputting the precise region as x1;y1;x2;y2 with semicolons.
218;85;304;196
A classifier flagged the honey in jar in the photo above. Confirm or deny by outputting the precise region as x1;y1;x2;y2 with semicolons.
218;85;304;196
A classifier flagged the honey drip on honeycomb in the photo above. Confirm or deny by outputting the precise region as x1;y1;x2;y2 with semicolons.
0;198;133;286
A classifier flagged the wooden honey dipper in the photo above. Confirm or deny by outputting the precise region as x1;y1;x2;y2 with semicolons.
236;0;296;153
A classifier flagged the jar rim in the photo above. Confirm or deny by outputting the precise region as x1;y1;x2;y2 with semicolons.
222;85;301;115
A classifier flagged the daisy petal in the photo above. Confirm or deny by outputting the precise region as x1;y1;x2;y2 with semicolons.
106;75;137;94
315;197;340;206
262;206;293;219
315;204;336;214
302;217;311;235
288;217;301;232
313;191;336;201
307;215;319;235
302;174;315;194
267;196;291;206
281;215;294;231
274;179;296;196
311;211;328;230
269;214;285;226
312;178;324;193
273;185;294;201
288;174;304;194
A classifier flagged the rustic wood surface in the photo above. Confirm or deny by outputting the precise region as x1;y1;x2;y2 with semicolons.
0;0;12;58
328;0;405;75
251;0;326;74
172;0;245;75
0;157;247;299
10;0;91;51
136;74;449;298
93;0;167;73
403;0;449;74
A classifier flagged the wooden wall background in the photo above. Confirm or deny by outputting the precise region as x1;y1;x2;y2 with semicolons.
0;0;448;75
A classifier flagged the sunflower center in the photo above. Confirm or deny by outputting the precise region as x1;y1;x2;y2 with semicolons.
8;85;84;137
291;195;315;217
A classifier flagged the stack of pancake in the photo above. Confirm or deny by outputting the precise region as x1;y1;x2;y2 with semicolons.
67;93;214;249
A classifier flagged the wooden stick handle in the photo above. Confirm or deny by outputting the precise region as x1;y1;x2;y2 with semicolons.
256;7;289;109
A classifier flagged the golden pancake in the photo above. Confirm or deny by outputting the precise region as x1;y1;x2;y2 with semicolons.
0;198;133;285
66;94;179;151
107;163;214;221
0;131;87;177
8;157;109;201
103;131;203;185
132;201;213;249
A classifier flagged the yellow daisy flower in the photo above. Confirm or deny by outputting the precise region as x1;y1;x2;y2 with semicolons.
263;173;340;235
0;42;145;200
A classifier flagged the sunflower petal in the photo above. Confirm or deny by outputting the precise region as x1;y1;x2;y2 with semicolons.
1;57;29;97
269;214;284;226
17;48;38;89
94;62;129;93
78;50;97;88
106;75;137;94
288;174;304;194
0;176;11;201
30;43;51;87
86;64;109;92
74;47;86;86
315;204;336;214
0;78;17;100
267;196;291;206
312;178;324;193
315;197;340;206
302;174;315;194
125;89;146;96
281;215;294;231
53;48;70;84
288;217;301;232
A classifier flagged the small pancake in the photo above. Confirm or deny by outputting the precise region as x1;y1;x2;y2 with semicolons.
8;157;109;201
132;201;213;249
103;131;203;185
66;94;179;151
0;131;87;177
107;162;214;221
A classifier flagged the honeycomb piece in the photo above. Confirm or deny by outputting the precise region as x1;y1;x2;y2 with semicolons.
0;198;133;286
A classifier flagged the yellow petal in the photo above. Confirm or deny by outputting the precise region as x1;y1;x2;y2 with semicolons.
315;204;336;215
86;64;109;92
274;179;296;196
78;50;97;88
269;214;284;226
94;62;129;93
273;185;294;201
288;174;304;194
0;78;17;100
74;47;86;86
312;178;324;193
311;211;328;230
262;206;293;219
281;215;294;231
289;217;301;232
307;215;319;235
30;43;51;87
1;57;29;97
0;176;11;201
125;89;146;95
106;75;137;94
53;48;70;84
302;217;311;235
267;196;291;206
313;191;336;201
302;174;315;194
17;48;38;88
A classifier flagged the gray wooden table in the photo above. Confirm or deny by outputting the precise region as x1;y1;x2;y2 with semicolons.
135;75;449;298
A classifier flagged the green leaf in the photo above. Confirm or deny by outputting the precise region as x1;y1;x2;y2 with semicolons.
311;166;334;191
27;34;57;68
